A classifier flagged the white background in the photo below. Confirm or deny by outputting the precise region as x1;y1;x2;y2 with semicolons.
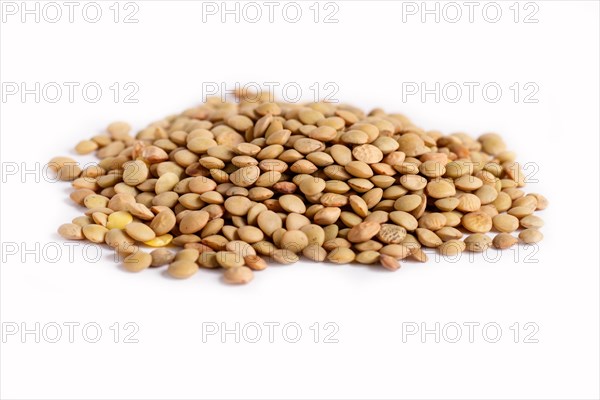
1;1;599;399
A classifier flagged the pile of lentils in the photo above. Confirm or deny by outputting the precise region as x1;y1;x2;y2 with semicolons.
53;94;547;284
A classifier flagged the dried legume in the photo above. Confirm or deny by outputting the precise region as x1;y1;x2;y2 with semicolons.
51;92;547;283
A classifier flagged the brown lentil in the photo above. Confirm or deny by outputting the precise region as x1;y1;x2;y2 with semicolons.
150;248;175;267
462;212;493;233
52;94;546;284
82;224;108;243
327;247;356;264
224;266;254;284
520;215;544;229
58;223;84;240
492;214;520;233
493;233;518;249
272;249;300;264
519;229;544;244
167;260;199;279
438;240;466;256
216;251;245;269
464;234;492;252
380;254;400;271
347;221;381;243
244;255;268;271
123;251;152;272
125;222;156;242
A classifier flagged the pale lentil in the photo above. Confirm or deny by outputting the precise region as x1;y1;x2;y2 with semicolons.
52;94;547;284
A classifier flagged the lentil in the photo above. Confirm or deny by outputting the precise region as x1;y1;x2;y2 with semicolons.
52;94;547;284
123;251;152;272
